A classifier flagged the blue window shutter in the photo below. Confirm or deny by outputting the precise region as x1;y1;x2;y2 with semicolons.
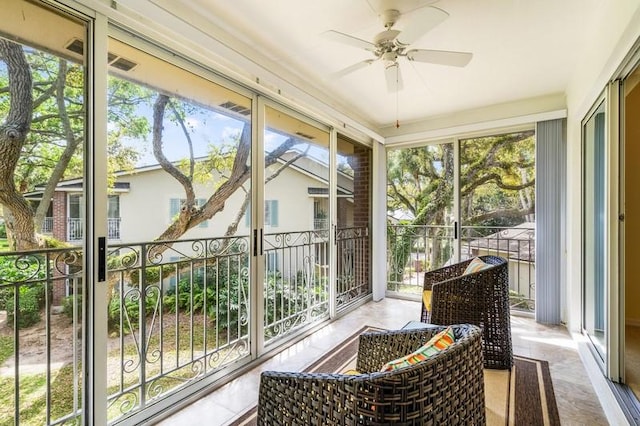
197;198;208;228
271;200;278;227
169;198;180;221
245;202;251;227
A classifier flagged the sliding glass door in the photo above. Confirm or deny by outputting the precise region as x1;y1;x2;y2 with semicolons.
459;132;536;310
583;99;607;362
386;143;455;294
103;32;255;423
0;1;91;424
624;62;640;400
386;131;536;312
261;103;331;347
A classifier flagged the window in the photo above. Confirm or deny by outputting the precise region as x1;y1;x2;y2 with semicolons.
265;200;279;227
108;195;120;218
245;200;279;227
169;197;207;228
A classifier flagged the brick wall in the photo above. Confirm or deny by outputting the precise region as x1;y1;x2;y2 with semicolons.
52;191;67;304
351;145;371;288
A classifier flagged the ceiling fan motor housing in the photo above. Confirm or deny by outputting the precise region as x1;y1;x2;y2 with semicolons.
382;51;398;65
379;9;400;28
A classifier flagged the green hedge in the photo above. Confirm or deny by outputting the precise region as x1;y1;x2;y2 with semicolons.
6;286;42;329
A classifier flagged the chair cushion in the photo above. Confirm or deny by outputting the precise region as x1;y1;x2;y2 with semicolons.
422;290;432;311
463;257;492;275
380;326;455;372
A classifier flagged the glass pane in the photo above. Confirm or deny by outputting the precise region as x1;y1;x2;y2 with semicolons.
0;2;87;424
459;132;536;311
336;135;371;310
105;36;252;422
584;101;607;360
262;105;330;345
386;144;455;295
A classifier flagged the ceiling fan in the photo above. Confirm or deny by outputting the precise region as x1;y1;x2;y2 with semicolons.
324;6;472;92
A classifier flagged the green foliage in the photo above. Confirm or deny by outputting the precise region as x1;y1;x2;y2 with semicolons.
0;222;6;238
163;259;248;328
0;255;48;328
387;132;535;228
107;288;159;333
62;294;82;322
0;255;47;284
6;285;42;329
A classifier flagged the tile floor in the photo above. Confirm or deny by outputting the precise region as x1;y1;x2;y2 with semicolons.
155;298;609;425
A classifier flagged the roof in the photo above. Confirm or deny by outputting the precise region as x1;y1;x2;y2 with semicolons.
465;222;535;262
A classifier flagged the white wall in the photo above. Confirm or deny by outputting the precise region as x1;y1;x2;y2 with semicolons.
564;1;640;332
116;164;323;245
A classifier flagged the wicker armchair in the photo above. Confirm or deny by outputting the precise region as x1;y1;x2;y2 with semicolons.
420;255;512;369
257;324;485;425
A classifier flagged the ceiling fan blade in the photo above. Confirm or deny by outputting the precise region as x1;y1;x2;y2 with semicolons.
396;7;449;46
406;49;473;67
384;63;403;92
334;59;375;78
322;30;376;52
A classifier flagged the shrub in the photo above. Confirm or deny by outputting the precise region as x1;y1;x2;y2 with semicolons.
62;294;83;322
107;287;159;333
0;255;48;311
6;286;41;329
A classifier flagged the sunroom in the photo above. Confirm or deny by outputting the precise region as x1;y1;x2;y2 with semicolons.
1;0;640;425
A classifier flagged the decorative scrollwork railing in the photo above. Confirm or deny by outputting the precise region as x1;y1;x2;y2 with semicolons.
262;229;330;346
0;247;84;425
105;235;251;422
386;224;535;312
336;226;370;311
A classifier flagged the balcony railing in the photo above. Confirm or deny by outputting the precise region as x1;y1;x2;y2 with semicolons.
1;227;370;424
0;246;84;425
67;217;121;241
336;226;370;311
387;224;535;311
41;217;53;234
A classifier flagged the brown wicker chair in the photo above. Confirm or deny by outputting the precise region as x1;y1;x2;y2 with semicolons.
420;255;512;370
257;324;486;425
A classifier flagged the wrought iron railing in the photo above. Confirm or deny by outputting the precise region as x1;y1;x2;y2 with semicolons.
387;224;535;311
107;218;121;240
262;229;330;345
1;226;371;424
336;226;370;311
41;217;53;234
105;236;251;422
0;247;84;425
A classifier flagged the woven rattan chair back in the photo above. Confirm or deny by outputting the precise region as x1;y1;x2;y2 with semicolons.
420;255;512;369
258;324;486;425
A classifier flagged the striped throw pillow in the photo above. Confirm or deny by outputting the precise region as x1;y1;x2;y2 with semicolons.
380;326;455;372
463;257;492;275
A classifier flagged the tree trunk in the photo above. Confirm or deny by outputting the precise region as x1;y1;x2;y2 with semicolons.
34;60;80;232
0;40;37;251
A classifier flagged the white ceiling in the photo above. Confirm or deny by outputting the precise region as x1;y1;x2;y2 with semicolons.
154;0;604;130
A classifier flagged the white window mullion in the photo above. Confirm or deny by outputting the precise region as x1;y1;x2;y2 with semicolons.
86;11;109;426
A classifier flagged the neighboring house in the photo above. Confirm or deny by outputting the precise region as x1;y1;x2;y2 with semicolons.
29;153;354;244
27;153;357;300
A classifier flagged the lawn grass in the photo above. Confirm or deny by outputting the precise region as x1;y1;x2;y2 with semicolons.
0;364;82;426
1;312;246;425
0;336;13;365
0;239;9;252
